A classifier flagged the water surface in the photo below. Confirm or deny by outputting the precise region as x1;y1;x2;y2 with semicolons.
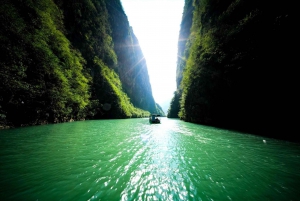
1;118;300;200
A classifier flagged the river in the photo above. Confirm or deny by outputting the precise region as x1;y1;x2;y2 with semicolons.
1;118;300;200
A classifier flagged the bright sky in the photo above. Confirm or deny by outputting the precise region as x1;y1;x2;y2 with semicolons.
120;0;184;114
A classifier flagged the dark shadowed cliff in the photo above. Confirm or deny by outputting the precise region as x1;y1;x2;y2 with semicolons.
168;0;298;141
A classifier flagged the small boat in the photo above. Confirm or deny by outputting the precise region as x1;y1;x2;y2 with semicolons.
149;114;161;124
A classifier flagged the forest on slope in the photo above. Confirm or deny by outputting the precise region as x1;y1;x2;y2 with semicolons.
0;0;164;128
168;0;298;141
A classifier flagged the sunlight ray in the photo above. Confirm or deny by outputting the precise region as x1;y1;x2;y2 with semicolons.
123;56;146;77
120;0;185;113
176;54;186;62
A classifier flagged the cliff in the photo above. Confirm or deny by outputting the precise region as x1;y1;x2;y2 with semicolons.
169;0;297;141
0;0;163;128
106;2;157;113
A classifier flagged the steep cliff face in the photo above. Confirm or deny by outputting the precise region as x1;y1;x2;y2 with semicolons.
168;0;193;118
169;0;297;141
106;1;157;113
176;0;193;89
0;0;160;128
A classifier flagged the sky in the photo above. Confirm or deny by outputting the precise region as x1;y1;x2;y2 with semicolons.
120;0;185;114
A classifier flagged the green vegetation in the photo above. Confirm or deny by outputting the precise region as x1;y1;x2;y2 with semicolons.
167;91;180;118
107;3;158;114
0;0;91;126
155;103;165;117
169;0;297;140
0;0;156;128
94;58;150;118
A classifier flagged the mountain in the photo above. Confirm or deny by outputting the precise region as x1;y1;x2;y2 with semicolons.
0;0;162;128
167;0;193;118
106;1;157;114
168;0;298;141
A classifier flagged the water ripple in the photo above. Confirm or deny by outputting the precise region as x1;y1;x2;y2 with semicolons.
1;118;300;200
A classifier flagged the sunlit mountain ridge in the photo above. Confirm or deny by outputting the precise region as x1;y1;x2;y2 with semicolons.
0;0;164;128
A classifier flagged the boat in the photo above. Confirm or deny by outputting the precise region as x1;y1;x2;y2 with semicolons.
149;114;161;124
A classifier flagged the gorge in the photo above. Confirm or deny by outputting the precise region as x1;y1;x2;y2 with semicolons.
0;0;297;142
0;0;164;129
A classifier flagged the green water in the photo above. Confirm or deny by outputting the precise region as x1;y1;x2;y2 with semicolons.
1;118;300;201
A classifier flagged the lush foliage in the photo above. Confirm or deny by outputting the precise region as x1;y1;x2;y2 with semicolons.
0;0;91;127
176;0;194;89
167;90;181;118
107;3;158;114
170;0;297;140
168;0;193;119
0;0;155;128
94;58;150;118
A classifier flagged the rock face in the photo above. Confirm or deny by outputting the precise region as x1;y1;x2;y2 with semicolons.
168;0;194;118
107;3;157;113
169;0;297;141
0;0;163;128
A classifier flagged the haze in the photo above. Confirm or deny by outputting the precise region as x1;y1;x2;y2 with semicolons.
120;0;184;114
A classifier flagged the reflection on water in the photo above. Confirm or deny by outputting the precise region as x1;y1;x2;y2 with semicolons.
1;118;300;200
